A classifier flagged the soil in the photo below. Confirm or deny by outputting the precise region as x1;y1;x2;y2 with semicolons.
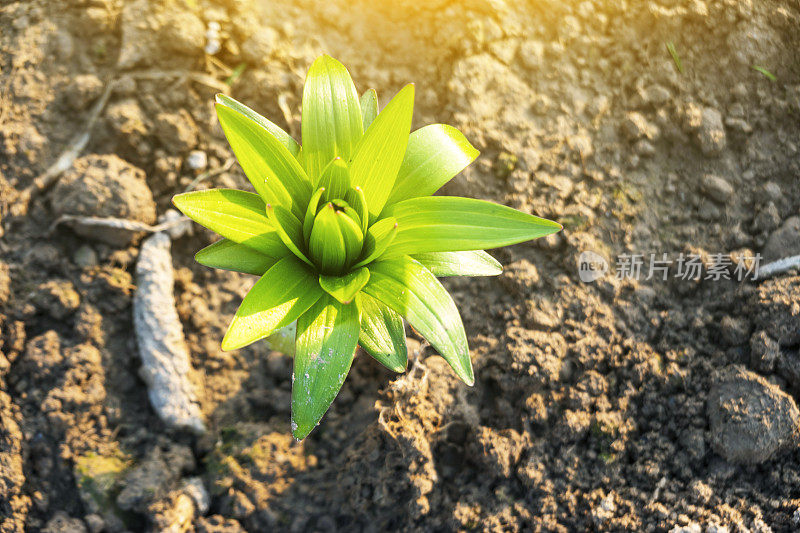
2;0;800;531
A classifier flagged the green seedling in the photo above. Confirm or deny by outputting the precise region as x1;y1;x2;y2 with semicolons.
666;42;683;73
752;65;777;81
173;55;562;439
225;63;247;87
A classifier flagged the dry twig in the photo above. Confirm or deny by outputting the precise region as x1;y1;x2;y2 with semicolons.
757;254;800;279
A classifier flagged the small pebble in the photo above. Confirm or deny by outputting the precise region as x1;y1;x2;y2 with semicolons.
750;331;780;373
701;174;734;203
760;181;782;202
182;477;210;515
642;84;671;106
205;22;221;55
205;40;221;55
73;245;98;268
159;209;192;240
697;107;727;157
186;150;208;171
623;111;659;141
753;202;781;233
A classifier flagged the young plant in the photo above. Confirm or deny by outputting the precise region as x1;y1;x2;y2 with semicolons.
173;55;561;439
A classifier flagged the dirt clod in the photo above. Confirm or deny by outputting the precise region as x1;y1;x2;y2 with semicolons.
65;74;104;111
763;216;800;262
31;280;80;320
719;315;750;347
117;444;194;513
241;27;280;65
52;154;156;245
708;366;800;464
154;110;198;154
753;275;800;346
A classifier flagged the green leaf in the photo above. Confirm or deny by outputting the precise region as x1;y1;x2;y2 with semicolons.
216;103;311;218
215;94;299;155
357;293;407;372
382;196;562;257
345;186;369;235
303;187;325;244
412;251;502;277
317;157;351;202
173;189;286;256
222;256;324;351
360;88;378;130
363;256;473;385
349;84;415;220
195;238;280;275
267;204;313;266
301;55;363;181
353;217;397;268
334;204;365;268
292;295;360;439
319;267;370;304
386;124;479;206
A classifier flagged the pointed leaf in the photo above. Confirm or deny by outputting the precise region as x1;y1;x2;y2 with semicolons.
382;196;562;257
301;55;363;181
196;238;280;275
345;186;369;235
319;267;370;304
173;189;286;256
318;158;351;202
331;199;362;232
353;217;397;268
412;251;502;277
216;103;311;217
349;84;415;219
292;295;360;439
267;204;313;266
357;293;407;372
337;207;365;267
363;256;473;385
303;187;326;243
386;124;479;206
360;89;378;130
215;94;300;156
222;256;324;351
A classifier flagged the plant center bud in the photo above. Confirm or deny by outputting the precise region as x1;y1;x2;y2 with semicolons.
307;199;364;275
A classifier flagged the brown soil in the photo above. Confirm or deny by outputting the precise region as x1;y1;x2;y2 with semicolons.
2;0;800;531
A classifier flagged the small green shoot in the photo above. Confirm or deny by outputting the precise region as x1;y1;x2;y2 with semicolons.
173;55;562;439
666;42;683;74
225;63;247;87
752;65;777;81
